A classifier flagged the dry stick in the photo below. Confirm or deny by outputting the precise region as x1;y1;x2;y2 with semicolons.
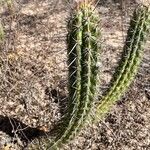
46;2;100;149
0;23;4;42
95;5;150;122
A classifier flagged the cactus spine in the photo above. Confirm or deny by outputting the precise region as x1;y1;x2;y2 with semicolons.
95;5;150;121
47;1;100;149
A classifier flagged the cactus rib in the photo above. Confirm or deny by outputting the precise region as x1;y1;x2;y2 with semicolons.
47;2;100;149
95;5;150;121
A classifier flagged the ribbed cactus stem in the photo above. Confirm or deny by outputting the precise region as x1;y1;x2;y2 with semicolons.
47;2;100;149
95;5;150;121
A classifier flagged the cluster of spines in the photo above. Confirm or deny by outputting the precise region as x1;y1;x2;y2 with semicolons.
47;2;100;149
95;5;150;121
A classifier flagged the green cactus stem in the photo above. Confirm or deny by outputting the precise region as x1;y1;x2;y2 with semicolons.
95;5;150;121
47;1;100;149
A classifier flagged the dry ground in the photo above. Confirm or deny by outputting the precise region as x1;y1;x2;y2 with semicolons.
0;0;150;150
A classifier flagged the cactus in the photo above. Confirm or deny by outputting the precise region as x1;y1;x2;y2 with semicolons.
1;1;148;150
46;1;100;149
95;5;150;121
45;3;150;150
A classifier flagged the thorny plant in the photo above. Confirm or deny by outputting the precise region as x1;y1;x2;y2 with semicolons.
0;0;150;150
43;1;150;150
46;1;100;149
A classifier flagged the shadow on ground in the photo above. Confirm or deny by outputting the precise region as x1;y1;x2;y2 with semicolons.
0;86;68;145
0;115;47;143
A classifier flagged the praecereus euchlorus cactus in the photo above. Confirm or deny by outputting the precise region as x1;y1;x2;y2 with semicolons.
46;0;100;149
29;1;150;150
95;4;150;121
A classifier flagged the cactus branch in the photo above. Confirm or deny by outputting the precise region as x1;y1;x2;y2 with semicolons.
47;2;100;149
95;5;150;121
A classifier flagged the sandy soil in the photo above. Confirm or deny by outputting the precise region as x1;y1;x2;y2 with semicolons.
0;0;149;150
